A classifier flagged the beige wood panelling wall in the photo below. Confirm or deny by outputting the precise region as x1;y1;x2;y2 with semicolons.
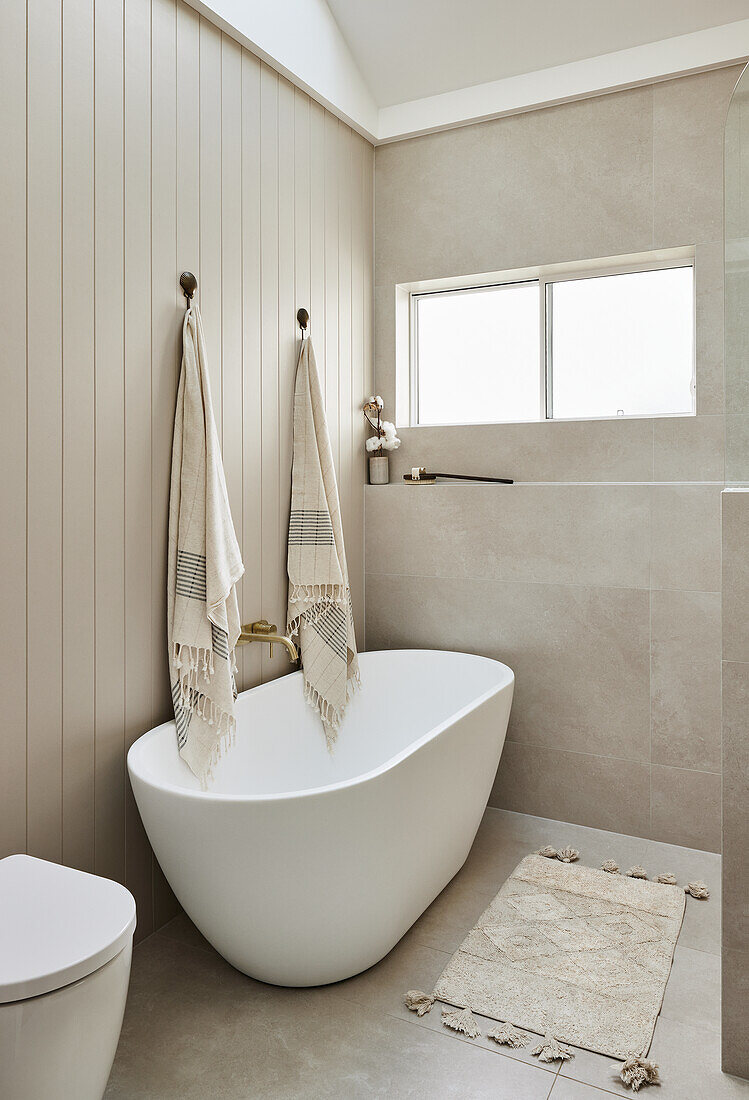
0;0;373;940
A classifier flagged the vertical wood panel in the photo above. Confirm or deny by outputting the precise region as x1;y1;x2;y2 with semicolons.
349;135;366;637
62;0;95;872
4;0;373;929
309;102;326;392
198;17;222;441
124;0;154;936
338;125;353;627
221;34;243;654
149;0;179;928
27;0;63;863
294;91;311;348
94;0;125;883
240;50;263;690
324;113;340;471
0;0;28;857
176;3;200;298
150;0;178;733
259;64;280;683
276;77;296;678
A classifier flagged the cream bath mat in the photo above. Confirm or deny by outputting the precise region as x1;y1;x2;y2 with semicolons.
429;854;686;1061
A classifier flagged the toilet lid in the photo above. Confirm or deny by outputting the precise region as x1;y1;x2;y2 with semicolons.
0;855;136;1003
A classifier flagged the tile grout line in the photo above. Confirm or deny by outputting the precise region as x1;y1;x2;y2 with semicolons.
497;737;723;780
364;568;721;597
554;1075;622;1097
384;1007;561;1078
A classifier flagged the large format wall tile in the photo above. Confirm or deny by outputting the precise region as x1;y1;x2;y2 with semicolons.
723;489;749;663
489;741;651;839
722;948;749;1078
650;765;722;853
650;590;721;772
726;412;749;484
722;496;749;1072
387;411;656;485
652;415;725;482
722;660;749;954
651;485;722;592
695;240;727;416
366;483;651;588
366;472;724;849
653;67;741;248
375;85;654;287
366;571;651;761
725;266;749;416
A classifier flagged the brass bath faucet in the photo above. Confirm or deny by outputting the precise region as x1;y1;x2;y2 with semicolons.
237;619;298;662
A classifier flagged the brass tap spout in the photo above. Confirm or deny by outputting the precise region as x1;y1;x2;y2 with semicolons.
236;619;298;662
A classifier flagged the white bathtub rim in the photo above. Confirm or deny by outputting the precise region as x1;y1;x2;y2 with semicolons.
128;649;514;805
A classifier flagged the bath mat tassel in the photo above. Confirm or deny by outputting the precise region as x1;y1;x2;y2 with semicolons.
441;1006;481;1039
686;881;710;899
403;990;435;1017
487;1022;529;1048
618;1054;661;1091
531;1033;574;1063
404;990;481;1038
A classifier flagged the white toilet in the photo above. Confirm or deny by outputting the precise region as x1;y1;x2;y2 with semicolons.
0;854;136;1100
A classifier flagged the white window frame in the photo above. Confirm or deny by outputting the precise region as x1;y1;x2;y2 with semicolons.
406;249;696;428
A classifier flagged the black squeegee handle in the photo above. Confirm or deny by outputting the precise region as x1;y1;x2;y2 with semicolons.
403;472;514;484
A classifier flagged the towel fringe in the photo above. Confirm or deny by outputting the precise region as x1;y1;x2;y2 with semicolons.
172;637;237;785
201;716;236;789
172;642;215;688
300;665;361;736
302;680;341;749
288;583;348;617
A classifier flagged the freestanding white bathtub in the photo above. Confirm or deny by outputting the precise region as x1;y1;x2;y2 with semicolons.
128;649;514;986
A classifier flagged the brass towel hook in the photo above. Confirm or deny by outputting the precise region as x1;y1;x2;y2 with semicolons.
180;271;198;304
297;307;309;337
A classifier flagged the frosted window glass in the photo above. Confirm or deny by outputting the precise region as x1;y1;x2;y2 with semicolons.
415;283;541;425
550;267;694;419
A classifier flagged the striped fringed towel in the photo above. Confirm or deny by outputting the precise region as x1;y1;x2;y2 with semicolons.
167;302;245;786
287;337;359;747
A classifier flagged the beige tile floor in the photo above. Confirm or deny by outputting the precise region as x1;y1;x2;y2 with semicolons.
106;809;748;1100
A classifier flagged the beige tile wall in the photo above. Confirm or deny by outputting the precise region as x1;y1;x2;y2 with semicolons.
366;66;743;852
721;491;749;1075
0;0;373;939
721;65;748;1079
366;483;723;848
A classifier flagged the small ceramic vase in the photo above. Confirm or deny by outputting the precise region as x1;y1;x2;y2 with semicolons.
369;454;389;484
